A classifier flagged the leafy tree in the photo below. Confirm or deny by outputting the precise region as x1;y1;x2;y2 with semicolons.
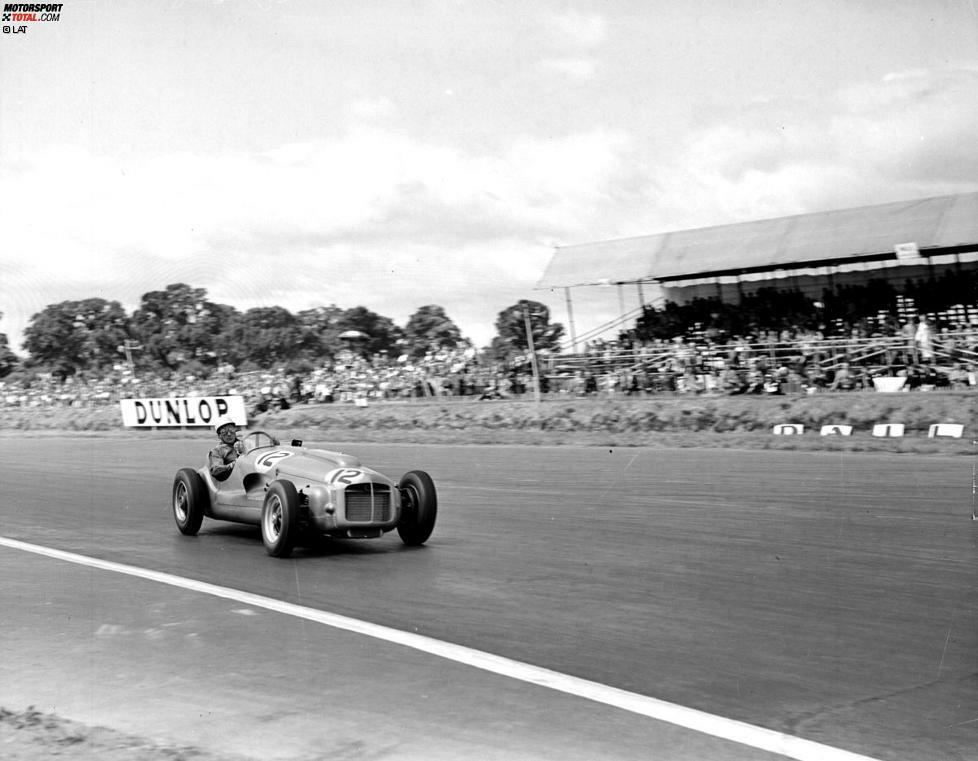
0;312;19;378
202;302;244;365
404;305;463;358
297;305;344;332
493;300;564;358
22;298;131;379
296;305;345;360
130;283;238;370
0;337;16;378
337;306;404;357
233;306;306;367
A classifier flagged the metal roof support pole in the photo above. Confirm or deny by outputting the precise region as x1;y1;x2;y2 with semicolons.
617;282;625;318
564;287;578;354
636;280;646;307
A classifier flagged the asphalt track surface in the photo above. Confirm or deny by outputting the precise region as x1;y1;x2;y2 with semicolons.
1;437;976;760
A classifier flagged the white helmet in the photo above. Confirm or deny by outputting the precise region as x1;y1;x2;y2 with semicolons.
214;415;238;434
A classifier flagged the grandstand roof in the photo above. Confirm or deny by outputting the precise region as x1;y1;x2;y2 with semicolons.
537;191;978;288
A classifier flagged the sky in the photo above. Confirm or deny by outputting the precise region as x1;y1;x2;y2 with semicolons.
1;0;977;357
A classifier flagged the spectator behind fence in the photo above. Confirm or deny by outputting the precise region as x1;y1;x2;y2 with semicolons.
915;316;934;362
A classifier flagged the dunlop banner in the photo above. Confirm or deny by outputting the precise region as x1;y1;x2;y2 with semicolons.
119;396;247;428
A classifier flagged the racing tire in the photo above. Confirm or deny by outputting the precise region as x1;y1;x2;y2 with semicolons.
261;480;301;558
173;468;206;536
397;470;437;546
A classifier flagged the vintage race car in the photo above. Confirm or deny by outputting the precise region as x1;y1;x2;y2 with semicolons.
171;431;436;558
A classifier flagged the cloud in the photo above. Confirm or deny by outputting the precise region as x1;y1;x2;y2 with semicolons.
348;96;397;122
0;127;636;351
546;9;607;48
638;66;978;229
539;57;597;81
832;67;978;184
536;9;605;82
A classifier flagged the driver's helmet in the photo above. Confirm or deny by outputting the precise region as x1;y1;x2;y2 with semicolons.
214;415;238;435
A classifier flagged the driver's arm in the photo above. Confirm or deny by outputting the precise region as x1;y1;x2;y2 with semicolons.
208;446;236;480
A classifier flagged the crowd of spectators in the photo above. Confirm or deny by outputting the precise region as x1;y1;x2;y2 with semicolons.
4;274;978;410
0;346;540;412
555;316;978;397
548;354;976;398
631;271;978;344
3;323;976;412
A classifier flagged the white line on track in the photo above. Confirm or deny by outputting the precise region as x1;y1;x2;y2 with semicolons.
1;536;880;761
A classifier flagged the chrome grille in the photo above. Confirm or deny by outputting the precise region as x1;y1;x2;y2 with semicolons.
344;484;392;523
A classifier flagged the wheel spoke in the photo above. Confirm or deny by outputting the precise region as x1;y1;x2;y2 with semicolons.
175;484;187;521
266;496;282;539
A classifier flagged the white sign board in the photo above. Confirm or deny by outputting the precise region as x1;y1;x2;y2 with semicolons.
872;377;907;392
894;242;921;261
820;425;853;436
872;423;905;438
927;423;964;438
120;395;247;428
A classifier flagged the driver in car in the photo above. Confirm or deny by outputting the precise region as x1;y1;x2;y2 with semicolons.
209;416;245;481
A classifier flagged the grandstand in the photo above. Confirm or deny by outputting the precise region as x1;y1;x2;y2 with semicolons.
538;192;978;351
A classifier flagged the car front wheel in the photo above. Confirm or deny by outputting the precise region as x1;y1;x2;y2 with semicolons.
261;480;300;558
173;468;206;536
397;470;437;546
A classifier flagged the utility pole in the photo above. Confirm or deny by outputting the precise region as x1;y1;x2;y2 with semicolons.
117;340;143;379
564;287;577;354
522;305;542;404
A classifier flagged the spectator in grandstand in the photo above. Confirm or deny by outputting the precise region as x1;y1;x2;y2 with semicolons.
914;316;934;362
762;372;783;395
920;364;950;389
677;366;701;394
829;362;854;391
208;416;244;481
566;369;586;396
620;369;640;396
901;364;921;390
849;364;872;391
802;365;828;391
478;382;504;400
478;373;512;400
289;374;305;403
782;366;808;394
744;368;765;394
948;363;971;389
901;319;915;346
720;366;747;394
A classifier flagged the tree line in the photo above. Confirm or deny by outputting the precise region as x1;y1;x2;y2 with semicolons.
0;283;565;381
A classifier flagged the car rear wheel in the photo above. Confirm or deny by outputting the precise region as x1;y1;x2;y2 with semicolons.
173;468;206;536
261;480;300;558
397;470;437;546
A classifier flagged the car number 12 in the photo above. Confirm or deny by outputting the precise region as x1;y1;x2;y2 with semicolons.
255;451;293;472
328;468;362;485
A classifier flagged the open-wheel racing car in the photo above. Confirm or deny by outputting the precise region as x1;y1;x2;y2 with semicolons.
171;431;437;558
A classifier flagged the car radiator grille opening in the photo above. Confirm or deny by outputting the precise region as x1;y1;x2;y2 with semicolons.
344;484;392;523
